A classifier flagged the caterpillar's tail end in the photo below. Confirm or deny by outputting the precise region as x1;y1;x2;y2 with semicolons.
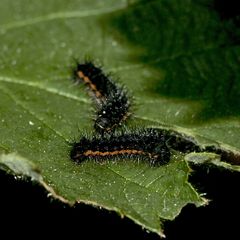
70;142;86;164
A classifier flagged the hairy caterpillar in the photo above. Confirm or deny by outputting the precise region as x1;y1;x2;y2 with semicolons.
70;128;171;166
73;61;131;134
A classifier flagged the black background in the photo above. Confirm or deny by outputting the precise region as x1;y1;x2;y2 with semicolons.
0;165;239;240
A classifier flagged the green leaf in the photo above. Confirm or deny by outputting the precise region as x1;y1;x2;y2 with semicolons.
0;0;239;237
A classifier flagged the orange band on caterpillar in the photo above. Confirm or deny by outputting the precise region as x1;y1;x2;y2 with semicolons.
77;70;103;99
83;149;146;156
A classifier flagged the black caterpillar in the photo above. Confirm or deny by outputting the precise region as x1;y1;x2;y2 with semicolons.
71;128;171;166
70;127;204;166
73;61;131;134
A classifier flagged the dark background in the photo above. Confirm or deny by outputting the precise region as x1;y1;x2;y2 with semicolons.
0;165;239;240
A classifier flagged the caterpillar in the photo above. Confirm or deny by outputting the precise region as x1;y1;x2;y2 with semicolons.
70;128;171;166
73;61;131;134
